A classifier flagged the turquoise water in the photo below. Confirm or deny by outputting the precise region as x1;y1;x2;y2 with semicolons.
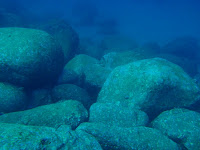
0;0;200;149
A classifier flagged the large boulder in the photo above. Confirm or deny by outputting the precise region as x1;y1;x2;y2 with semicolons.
0;82;27;113
0;100;88;129
51;84;92;109
0;123;102;150
0;27;64;87
36;20;79;63
77;122;180;150
100;51;148;69
89;103;149;127
97;58;200;116
151;108;200;150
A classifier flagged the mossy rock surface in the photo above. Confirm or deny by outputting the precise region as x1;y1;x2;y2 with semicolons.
0;27;64;87
0;100;88;129
98;58;200;115
77;122;179;150
0;82;27;113
151;108;200;150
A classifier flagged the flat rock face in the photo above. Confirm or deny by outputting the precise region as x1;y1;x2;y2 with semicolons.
151;108;200;150
77;122;179;150
0;82;27;113
0;27;64;87
97;58;200;115
0;100;88;129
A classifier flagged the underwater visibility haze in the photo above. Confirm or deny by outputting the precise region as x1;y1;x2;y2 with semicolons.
0;0;200;149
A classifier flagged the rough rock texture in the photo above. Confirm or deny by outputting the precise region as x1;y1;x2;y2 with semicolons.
36;20;79;63
51;84;92;109
97;58;200;116
0;100;88;129
0;82;27;113
151;108;200;150
89;103;149;127
83;64;111;99
0;27;64;87
77;122;180;150
100;51;148;69
0;123;102;150
155;54;198;77
57;68;79;85
65;54;99;76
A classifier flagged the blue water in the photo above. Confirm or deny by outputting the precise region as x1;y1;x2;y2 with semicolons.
0;0;200;149
1;0;200;44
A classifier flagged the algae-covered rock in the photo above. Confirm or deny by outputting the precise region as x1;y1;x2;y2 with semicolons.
36;20;79;63
100;51;147;69
89;103;149;127
57;68;79;85
0;100;88;129
97;58;200;116
77;122;180;150
83;64;111;99
155;53;198;77
151;108;200;150
65;54;99;75
0;123;102;150
0;123;66;149
0;82;27;113
51;84;92;109
0;27;64;87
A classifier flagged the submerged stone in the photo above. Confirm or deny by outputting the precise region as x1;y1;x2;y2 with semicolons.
89;103;149;127
0;100;88;129
51;84;92;109
98;58;200;116
77;122;179;150
0;82;27;113
151;108;200;150
0;27;64;87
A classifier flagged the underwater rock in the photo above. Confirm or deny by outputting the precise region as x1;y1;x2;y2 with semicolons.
0;100;88;129
65;54;99;76
0;123;67;149
97;58;200;117
29;88;52;109
100;51;148;69
162;36;200;59
83;64;111;99
100;35;138;54
0;27;64;87
51;84;92;109
155;54;198;77
0;82;27;113
0;123;102;150
77;122;179;150
57;68;79;85
151;108;200;150
89;103;149;127
36;20;79;63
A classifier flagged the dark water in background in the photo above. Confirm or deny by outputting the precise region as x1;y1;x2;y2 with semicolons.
1;1;200;149
1;0;200;44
